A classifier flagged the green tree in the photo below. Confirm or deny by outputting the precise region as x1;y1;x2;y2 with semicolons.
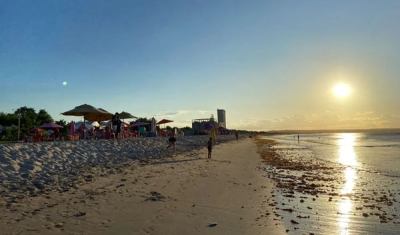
1;107;55;139
181;126;192;131
36;109;54;125
0;112;20;126
55;119;69;135
0;112;11;126
15;107;38;134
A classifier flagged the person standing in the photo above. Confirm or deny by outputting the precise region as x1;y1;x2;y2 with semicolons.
116;115;122;139
207;137;213;158
112;112;118;133
297;134;300;144
166;134;177;151
234;130;239;141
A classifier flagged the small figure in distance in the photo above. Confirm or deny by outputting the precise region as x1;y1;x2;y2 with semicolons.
207;137;213;158
116;115;122;139
297;134;300;144
166;134;177;151
234;130;239;141
112;112;118;133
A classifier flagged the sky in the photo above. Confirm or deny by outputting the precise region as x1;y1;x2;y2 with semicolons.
1;0;399;131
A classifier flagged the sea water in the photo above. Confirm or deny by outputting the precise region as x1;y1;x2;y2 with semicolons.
263;131;400;234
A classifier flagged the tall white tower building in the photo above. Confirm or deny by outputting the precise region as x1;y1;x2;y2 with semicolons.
217;109;226;128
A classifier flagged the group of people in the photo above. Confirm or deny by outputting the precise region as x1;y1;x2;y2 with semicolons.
110;113;239;159
166;134;214;158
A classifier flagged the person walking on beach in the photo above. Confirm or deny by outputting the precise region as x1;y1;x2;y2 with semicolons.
207;137;213;158
234;130;239;141
297;134;300;144
166;134;177;151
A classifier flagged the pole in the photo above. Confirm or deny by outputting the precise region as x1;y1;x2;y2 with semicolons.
18;111;20;141
12;109;21;141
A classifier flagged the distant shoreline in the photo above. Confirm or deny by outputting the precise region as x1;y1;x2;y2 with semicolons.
262;128;400;135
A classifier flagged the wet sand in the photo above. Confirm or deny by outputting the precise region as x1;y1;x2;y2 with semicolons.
0;138;284;235
255;137;400;234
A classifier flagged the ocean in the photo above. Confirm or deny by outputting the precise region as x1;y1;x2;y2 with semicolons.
262;131;400;234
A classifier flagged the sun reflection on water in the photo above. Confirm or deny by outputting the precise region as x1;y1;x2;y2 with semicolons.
337;133;358;166
337;133;359;234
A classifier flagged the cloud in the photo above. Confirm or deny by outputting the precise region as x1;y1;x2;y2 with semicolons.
231;111;400;131
154;110;211;118
162;112;178;116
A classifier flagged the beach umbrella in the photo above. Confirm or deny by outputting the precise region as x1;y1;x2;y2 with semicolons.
39;123;64;129
118;111;137;120
151;117;157;133
156;119;173;129
62;104;103;117
62;104;106;122
85;108;114;122
156;119;173;125
62;104;104;132
130;121;149;127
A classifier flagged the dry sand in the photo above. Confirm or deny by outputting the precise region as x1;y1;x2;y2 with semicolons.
1;138;284;235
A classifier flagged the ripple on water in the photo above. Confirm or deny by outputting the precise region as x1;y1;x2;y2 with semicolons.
257;139;400;235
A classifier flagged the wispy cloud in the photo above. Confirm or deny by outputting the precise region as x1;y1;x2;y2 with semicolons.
231;111;400;131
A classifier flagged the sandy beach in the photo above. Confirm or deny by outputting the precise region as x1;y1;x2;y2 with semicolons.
0;137;284;235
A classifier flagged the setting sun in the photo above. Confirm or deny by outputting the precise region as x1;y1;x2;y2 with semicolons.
333;83;350;98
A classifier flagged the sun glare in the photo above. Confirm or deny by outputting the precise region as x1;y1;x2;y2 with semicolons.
333;83;350;98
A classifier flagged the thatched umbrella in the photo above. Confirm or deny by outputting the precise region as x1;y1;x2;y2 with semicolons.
85;108;114;122
118;111;137;121
61;104;105;137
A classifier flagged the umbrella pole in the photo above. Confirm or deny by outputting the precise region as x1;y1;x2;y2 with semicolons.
83;114;86;140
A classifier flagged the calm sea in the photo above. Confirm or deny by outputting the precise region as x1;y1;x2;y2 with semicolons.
263;131;400;234
274;131;400;176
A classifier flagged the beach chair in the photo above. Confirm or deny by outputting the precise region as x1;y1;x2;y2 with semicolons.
132;131;138;138
105;126;115;139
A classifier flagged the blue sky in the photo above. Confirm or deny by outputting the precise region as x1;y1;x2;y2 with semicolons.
1;0;399;130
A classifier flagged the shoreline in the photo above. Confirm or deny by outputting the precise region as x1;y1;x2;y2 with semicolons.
0;137;285;234
256;135;400;234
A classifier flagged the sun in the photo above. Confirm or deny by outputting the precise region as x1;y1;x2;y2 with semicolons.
333;83;350;98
